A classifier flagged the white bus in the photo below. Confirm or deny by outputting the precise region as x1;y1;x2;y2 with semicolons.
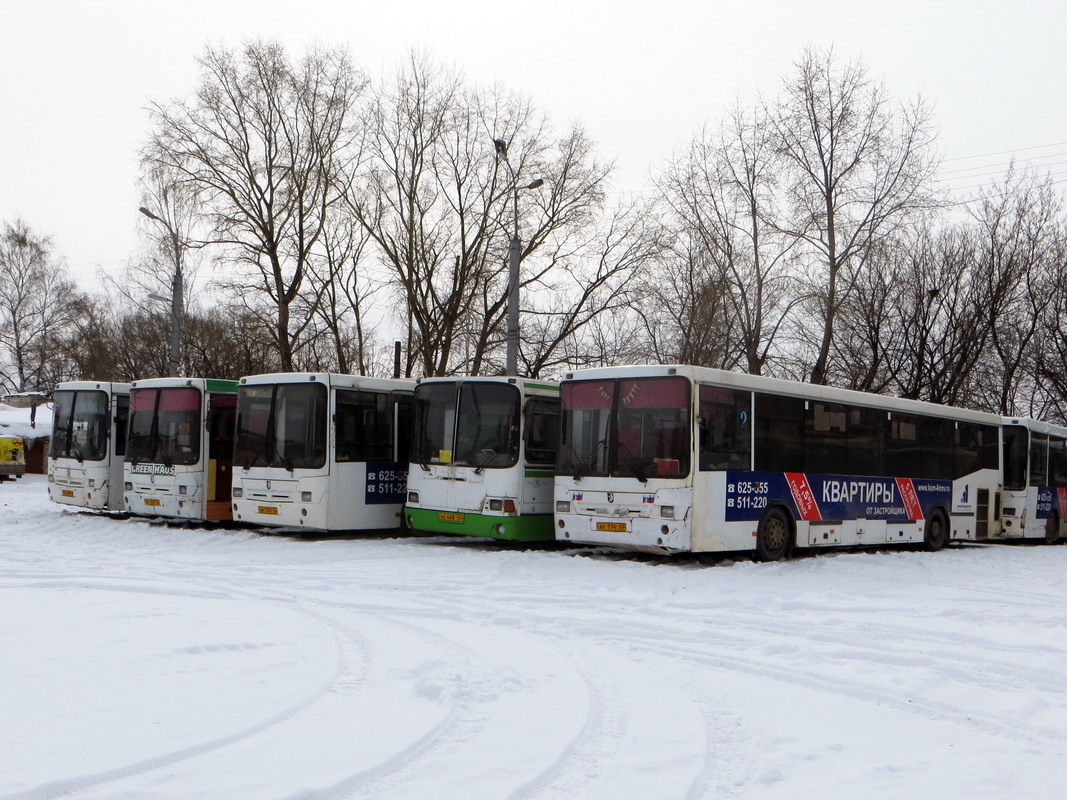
48;381;130;511
124;378;238;522
554;365;1003;560
404;377;560;542
1000;416;1067;543
231;373;415;532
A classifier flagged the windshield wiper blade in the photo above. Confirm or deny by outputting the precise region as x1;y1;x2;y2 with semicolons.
571;439;607;481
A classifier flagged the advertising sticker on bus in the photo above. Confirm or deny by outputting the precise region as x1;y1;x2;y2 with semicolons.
725;471;952;523
365;461;408;505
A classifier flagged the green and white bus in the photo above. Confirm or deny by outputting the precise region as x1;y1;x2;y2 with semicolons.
124;377;238;522
404;377;560;542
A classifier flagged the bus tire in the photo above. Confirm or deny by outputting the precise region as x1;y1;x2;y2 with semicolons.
1044;512;1060;545
923;510;949;552
755;507;793;562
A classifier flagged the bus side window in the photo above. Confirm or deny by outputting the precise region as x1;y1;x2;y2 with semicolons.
114;395;129;457
754;393;803;473
394;394;414;462
524;397;560;466
699;386;751;471
1050;437;1067;488
1030;433;1049;487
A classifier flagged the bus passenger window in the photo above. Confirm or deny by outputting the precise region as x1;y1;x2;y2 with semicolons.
699;386;751;471
524;397;560;466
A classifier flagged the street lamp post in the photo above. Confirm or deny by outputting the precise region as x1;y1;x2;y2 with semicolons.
138;206;184;378
494;138;543;377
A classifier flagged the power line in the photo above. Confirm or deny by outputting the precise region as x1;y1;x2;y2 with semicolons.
942;140;1067;162
938;152;1067;177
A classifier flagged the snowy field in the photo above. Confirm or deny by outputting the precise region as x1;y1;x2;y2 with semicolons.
2;475;1067;799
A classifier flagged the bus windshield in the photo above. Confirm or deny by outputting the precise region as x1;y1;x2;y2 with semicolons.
234;383;327;470
50;390;109;462
412;382;520;469
560;376;691;480
126;387;202;466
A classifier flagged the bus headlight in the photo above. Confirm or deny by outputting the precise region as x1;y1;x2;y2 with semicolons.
661;505;675;519
87;478;95;488
124;482;132;491
489;499;503;511
556;501;571;513
408;491;419;504
178;485;188;495
301;491;312;502
232;487;243;498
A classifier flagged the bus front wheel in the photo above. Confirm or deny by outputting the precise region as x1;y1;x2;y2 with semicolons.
923;511;949;552
755;508;793;562
1045;512;1060;545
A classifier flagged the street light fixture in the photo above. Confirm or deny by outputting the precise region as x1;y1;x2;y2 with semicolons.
493;138;543;377
139;205;184;377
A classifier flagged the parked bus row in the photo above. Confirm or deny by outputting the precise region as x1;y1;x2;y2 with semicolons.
46;365;1067;560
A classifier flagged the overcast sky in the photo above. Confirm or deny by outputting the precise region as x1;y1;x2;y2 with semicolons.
2;0;1064;293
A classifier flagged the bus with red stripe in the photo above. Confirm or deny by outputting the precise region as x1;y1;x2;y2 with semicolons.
1000;416;1067;543
554;365;1003;560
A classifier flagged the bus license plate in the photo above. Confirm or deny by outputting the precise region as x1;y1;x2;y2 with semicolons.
144;498;161;507
438;512;464;523
61;489;74;497
258;506;280;515
596;522;628;532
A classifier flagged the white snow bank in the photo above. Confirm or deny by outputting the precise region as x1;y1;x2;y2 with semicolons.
2;475;1066;798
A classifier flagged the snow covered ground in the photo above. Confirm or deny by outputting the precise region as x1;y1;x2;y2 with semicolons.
3;475;1066;799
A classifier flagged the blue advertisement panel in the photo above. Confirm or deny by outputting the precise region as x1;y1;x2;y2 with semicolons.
724;470;953;523
365;461;408;505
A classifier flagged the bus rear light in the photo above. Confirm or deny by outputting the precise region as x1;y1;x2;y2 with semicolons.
558;519;565;528
661;505;675;519
661;525;669;535
556;501;571;513
301;491;312;502
232;487;243;498
301;508;307;517
503;499;516;513
489;499;503;511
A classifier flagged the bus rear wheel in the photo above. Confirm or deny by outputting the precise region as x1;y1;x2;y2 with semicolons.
755;508;793;562
1045;512;1060;545
923;511;949;552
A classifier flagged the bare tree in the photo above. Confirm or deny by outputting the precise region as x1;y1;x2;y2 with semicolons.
0;220;84;392
768;46;940;385
145;41;366;370
652;104;799;373
349;53;623;378
968;168;1065;415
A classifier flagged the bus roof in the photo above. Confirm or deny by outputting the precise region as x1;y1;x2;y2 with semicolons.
130;377;238;394
561;364;1002;426
238;373;415;392
54;381;131;394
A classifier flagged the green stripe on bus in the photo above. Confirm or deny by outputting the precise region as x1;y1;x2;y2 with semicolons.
522;381;560;392
404;506;555;542
205;379;239;393
524;469;554;478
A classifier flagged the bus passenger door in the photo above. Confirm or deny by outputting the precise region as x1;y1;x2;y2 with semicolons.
207;393;237;519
